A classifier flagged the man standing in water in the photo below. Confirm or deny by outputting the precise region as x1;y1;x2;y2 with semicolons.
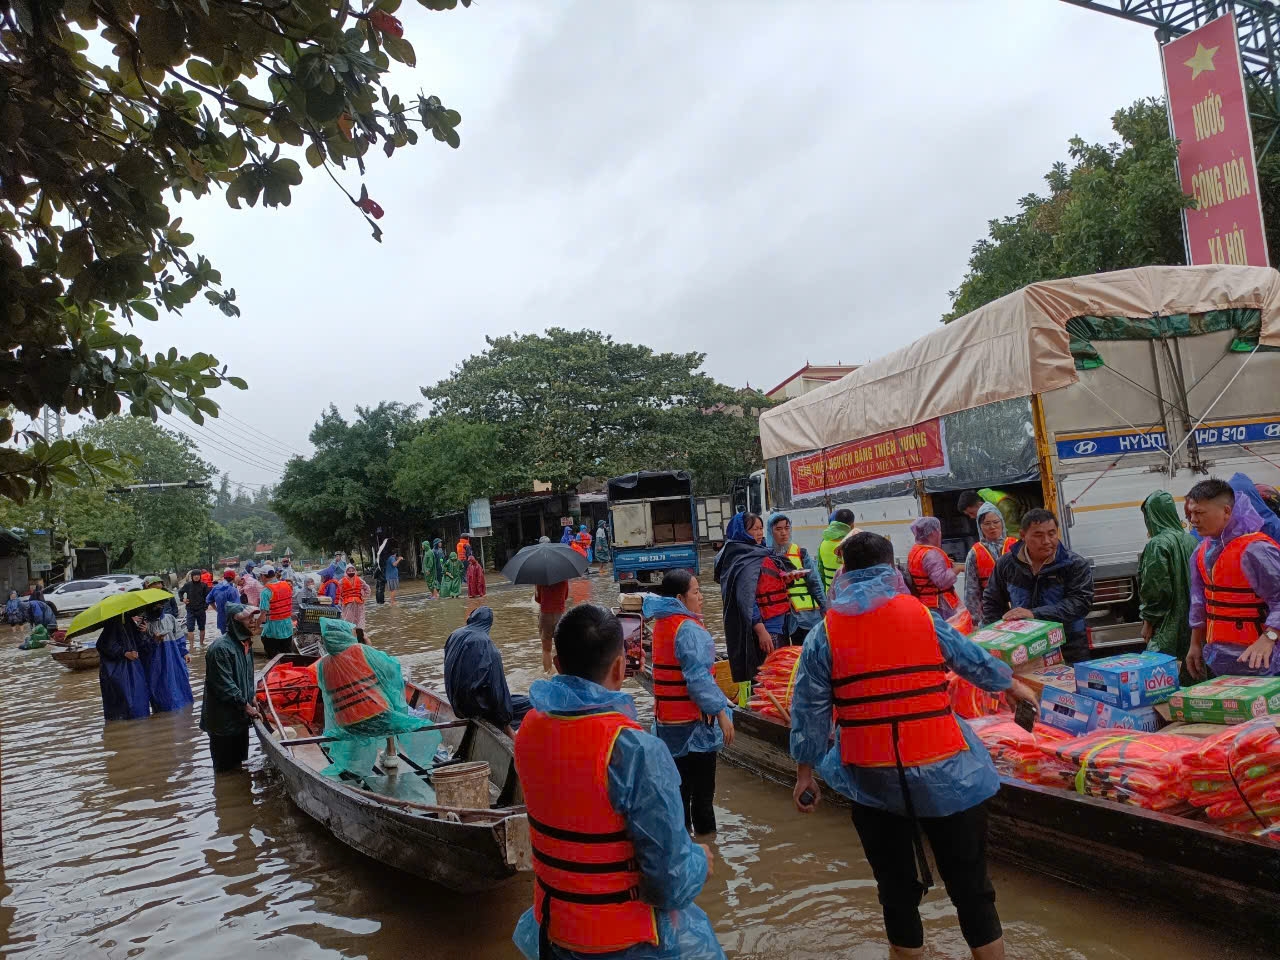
791;532;1036;960
258;566;296;657
200;603;260;773
511;605;724;960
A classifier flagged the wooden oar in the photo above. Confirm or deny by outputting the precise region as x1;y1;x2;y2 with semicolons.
347;786;523;823
759;686;791;725
275;718;470;748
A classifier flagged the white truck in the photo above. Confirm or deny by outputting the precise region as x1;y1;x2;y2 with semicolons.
756;265;1280;654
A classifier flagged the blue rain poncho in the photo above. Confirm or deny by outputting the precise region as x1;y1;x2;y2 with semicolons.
25;598;57;629
512;675;724;960
642;595;732;758
207;579;240;634
144;610;194;713
4;592;22;625
713;513;771;683
443;607;529;731
97;616;152;722
789;564;1013;818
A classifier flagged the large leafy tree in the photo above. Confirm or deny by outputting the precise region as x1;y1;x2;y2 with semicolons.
391;416;500;515
944;98;1197;321
421;328;769;491
273;402;419;555
0;0;468;500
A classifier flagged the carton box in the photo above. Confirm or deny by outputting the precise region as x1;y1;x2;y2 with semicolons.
1167;675;1280;724
971;619;1065;668
1073;652;1180;708
1039;686;1095;736
1086;700;1163;733
1017;663;1077;701
672;522;695;543
652;523;676;543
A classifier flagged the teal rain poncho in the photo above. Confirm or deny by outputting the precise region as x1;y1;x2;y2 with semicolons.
315;618;439;781
1139;491;1198;665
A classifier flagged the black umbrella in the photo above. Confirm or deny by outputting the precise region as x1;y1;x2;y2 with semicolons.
502;542;588;585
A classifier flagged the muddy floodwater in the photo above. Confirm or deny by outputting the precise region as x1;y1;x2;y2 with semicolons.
0;573;1268;959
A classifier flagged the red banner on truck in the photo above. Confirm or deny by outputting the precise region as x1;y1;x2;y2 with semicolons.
1162;13;1269;266
788;420;949;498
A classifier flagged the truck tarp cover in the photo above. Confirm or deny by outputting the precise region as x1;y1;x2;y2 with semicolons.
760;265;1280;460
607;471;693;500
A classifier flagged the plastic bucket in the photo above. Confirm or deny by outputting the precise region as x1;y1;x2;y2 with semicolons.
433;760;491;809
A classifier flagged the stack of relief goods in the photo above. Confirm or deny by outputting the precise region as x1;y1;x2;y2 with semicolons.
1036;730;1201;811
1167;675;1280;724
1184;719;1280;833
970;618;1065;671
747;646;803;723
945;610;1004;719
968;715;1075;784
1039;652;1180;736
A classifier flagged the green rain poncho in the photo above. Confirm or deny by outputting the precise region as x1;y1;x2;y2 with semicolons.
439;551;463;598
1139;491;1198;664
315;618;443;788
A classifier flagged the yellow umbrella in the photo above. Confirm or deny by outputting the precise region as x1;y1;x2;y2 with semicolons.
64;588;176;640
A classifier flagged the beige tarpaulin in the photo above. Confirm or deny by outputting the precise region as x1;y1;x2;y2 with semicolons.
760;265;1280;460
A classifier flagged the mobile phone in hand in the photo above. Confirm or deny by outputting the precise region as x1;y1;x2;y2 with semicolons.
799;788;816;807
1013;698;1037;733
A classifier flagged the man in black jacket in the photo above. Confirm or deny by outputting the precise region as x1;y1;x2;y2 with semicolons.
983;509;1095;662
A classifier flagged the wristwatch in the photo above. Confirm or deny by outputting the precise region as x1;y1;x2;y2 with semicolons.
1265;629;1279;644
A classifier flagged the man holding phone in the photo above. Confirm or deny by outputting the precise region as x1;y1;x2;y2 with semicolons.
789;532;1035;960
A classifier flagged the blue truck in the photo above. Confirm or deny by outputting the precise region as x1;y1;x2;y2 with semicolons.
607;470;700;592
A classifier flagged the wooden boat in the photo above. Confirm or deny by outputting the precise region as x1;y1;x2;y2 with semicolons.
254;654;530;892
637;671;1280;940
52;641;99;670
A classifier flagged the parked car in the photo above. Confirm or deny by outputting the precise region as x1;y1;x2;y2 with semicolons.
100;574;146;590
25;577;141;617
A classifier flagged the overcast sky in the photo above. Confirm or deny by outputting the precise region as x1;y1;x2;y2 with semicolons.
129;0;1166;490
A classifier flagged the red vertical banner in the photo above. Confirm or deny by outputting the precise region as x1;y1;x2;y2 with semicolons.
1162;14;1269;266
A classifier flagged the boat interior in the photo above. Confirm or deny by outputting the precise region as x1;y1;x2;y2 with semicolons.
258;655;523;815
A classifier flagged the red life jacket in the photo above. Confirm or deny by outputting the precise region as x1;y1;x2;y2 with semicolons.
827;594;967;768
907;544;960;611
1001;537;1019;555
756;556;791;622
1196;532;1278;647
320;644;390;727
319;578;338;601
515;710;659;954
969;542;1000;597
339;576;365;605
266;580;293;622
651;614;713;725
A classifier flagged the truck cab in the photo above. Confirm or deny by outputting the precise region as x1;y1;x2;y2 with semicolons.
608;471;700;592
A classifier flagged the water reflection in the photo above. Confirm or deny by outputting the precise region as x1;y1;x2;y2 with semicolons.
0;568;1267;959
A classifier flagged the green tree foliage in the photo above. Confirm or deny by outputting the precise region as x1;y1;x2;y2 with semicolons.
1;415;216;570
944;99;1196;321
391;416;501;514
421;328;770;492
273;402;419;554
208;476;317;562
0;0;469;500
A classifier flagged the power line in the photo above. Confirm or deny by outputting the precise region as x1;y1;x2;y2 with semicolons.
218;408;311;458
161;412;291;471
158;413;286;477
180;412;298;468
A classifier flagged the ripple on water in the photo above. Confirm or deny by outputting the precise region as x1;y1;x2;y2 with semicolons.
0;571;1271;958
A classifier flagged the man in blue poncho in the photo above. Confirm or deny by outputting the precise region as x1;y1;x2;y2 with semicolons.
444;606;530;737
207;568;241;636
97;614;152;722
5;590;25;626
511;604;724;960
142;598;194;713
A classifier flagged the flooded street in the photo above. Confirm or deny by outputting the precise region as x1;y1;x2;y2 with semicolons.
0;573;1267;959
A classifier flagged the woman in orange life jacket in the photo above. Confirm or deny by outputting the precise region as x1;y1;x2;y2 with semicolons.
906;516;960;619
791;531;1037;960
963;504;1006;627
511;605;724;960
643;570;734;835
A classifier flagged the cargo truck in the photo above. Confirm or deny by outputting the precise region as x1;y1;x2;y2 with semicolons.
755;265;1280;655
608;471;700;592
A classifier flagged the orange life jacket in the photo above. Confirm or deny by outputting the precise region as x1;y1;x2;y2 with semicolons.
318;577;338;601
827;594;967;768
266;580;293;621
339;575;365;605
1196;532;1278;647
320;644;390;727
969;542;1000;597
756;556;791;622
571;539;588;558
651;614;713;725
907;544;960;611
1001;536;1019;555
515;710;659;954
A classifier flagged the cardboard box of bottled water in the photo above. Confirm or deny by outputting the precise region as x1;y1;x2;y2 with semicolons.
1086;700;1163;733
1038;686;1094;736
970;619;1065;668
1073;652;1180;708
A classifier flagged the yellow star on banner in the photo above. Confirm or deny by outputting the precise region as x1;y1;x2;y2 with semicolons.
1185;42;1219;80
